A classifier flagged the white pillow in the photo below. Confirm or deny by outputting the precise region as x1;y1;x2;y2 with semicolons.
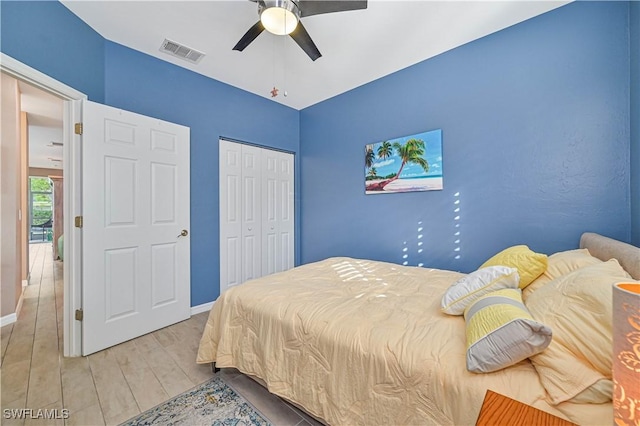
440;266;520;315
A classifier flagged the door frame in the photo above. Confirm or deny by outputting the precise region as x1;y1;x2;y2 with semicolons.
1;53;86;356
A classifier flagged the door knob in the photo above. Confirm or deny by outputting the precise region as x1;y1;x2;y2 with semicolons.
177;229;188;238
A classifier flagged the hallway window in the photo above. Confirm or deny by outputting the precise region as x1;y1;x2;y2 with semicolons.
30;176;53;241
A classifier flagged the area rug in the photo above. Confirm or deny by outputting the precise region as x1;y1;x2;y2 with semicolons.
120;375;271;426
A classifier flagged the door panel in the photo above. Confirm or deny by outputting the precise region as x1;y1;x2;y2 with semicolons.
151;129;177;152
281;232;292;272
104;247;137;321
151;243;178;307
105;157;137;226
151;162;177;224
82;100;190;355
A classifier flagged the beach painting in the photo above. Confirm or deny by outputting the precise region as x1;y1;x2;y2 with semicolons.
365;129;443;194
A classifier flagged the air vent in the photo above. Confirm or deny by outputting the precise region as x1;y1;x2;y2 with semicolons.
160;39;205;64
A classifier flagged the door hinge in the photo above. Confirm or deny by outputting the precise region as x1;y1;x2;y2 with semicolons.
74;122;83;135
74;216;83;228
75;309;83;321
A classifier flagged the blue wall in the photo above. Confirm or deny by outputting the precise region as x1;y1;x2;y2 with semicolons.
0;0;105;102
300;1;632;272
104;42;300;305
631;1;640;247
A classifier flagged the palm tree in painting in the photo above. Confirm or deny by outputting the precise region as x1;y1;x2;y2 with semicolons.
365;145;375;170
377;141;393;160
367;167;378;179
391;138;429;181
366;138;429;191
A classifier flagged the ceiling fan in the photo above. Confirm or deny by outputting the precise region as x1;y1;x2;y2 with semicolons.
233;0;367;61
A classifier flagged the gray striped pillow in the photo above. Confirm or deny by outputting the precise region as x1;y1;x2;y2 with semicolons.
464;288;552;373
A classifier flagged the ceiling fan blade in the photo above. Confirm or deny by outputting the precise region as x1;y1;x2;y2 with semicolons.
298;0;367;17
233;21;265;51
289;21;321;61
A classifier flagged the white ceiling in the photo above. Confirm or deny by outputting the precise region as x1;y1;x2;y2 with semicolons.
61;0;569;110
18;81;64;170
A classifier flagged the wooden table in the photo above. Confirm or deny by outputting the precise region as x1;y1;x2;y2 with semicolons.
475;390;577;426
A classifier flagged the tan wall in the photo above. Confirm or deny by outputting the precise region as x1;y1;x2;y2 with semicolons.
21;112;29;282
1;73;23;318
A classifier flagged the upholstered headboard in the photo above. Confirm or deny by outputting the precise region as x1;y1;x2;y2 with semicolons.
580;232;640;280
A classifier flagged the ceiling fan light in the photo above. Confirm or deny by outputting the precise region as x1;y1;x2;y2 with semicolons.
260;0;299;35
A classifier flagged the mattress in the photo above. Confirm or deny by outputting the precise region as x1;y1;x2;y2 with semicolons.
197;257;611;425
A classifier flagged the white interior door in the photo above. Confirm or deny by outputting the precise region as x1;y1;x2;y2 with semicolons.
262;149;294;275
219;141;262;291
82;100;190;355
241;145;262;283
219;140;242;293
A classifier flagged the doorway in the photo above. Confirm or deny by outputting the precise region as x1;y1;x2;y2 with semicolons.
2;54;192;357
1;53;85;356
19;81;65;259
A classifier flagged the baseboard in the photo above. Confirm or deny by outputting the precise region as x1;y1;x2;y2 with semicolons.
0;280;27;327
15;279;28;317
191;301;214;316
0;313;17;327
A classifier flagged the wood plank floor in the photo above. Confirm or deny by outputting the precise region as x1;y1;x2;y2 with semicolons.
1;243;320;426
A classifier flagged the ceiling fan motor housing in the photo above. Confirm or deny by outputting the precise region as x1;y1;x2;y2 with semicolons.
259;0;301;35
258;0;300;16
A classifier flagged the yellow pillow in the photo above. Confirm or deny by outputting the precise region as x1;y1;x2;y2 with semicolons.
480;245;547;289
464;288;552;373
525;260;632;404
523;249;602;301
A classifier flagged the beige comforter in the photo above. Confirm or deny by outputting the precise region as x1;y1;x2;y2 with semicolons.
197;257;611;425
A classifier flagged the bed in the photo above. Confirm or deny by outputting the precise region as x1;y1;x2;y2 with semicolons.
197;232;640;425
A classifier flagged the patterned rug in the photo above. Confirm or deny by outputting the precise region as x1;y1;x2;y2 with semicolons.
120;375;271;426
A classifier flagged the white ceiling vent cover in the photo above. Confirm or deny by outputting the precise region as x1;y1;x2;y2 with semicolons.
160;39;205;64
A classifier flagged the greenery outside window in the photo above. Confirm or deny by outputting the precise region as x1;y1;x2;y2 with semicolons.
30;177;53;241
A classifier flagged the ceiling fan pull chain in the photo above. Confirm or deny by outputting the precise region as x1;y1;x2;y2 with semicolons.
283;27;288;97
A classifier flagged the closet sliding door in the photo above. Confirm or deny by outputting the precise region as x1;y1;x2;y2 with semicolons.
240;144;262;284
262;148;294;276
219;139;294;294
